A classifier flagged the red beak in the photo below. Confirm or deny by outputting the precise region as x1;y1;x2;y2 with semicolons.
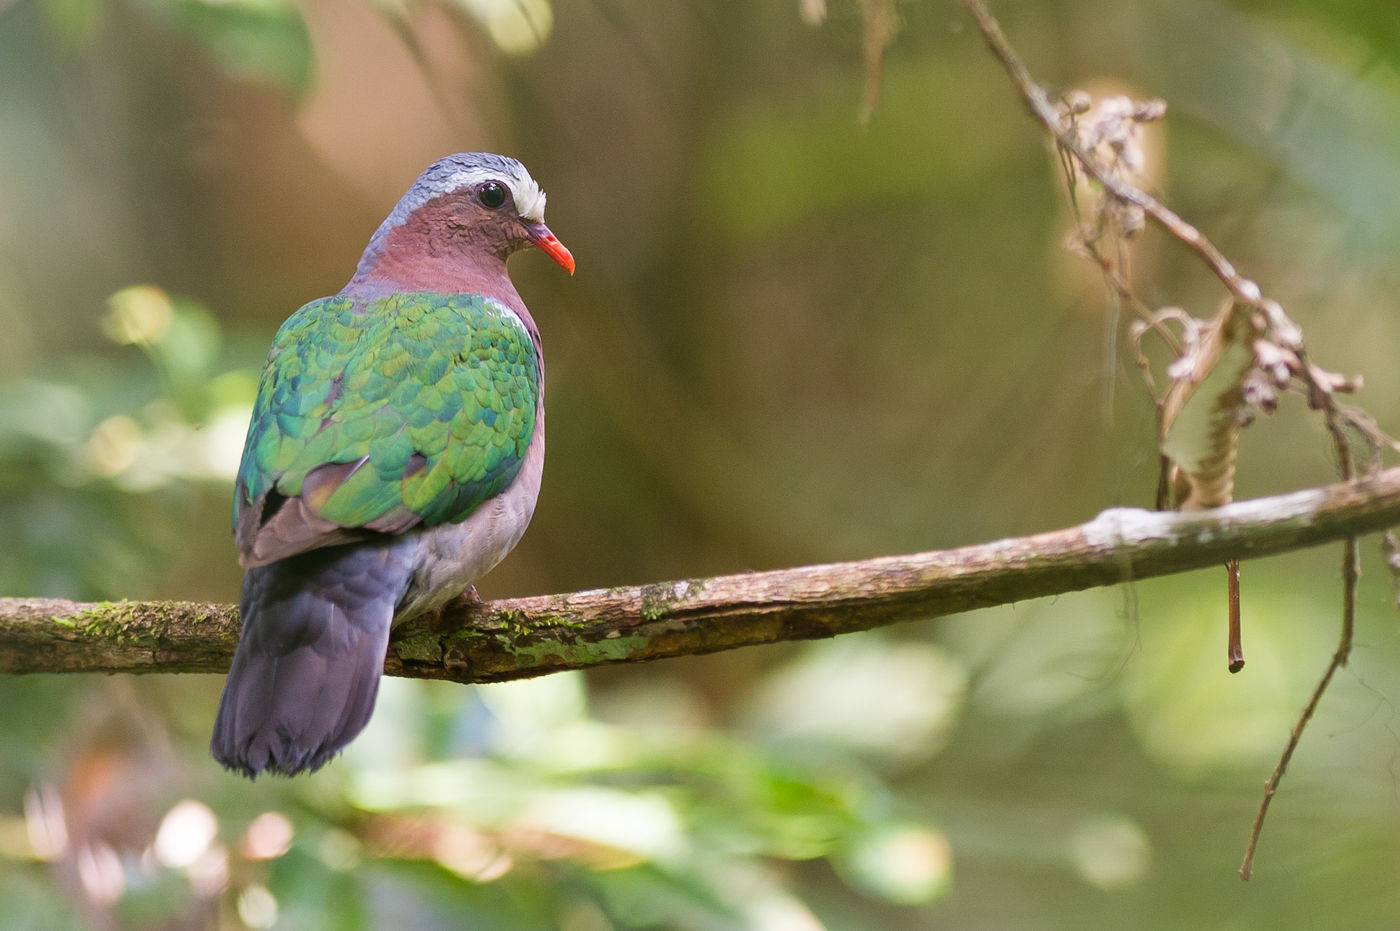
530;226;575;275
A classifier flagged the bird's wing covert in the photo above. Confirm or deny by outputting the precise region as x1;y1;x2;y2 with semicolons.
233;292;539;566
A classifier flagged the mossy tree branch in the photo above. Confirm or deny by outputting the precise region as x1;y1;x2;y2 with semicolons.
6;467;1400;683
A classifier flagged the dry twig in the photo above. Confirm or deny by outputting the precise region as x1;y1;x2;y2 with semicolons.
959;0;1397;880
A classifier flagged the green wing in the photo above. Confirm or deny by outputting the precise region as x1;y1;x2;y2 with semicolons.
233;292;539;564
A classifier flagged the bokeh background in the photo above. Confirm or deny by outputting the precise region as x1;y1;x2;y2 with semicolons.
5;0;1400;927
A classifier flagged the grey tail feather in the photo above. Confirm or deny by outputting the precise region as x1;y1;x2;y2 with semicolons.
211;539;415;778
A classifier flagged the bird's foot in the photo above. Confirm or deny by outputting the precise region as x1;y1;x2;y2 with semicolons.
428;585;484;621
421;586;485;630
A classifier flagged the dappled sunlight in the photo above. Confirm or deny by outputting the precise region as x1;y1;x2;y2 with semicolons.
240;811;294;860
1067;814;1151;889
152;799;219;869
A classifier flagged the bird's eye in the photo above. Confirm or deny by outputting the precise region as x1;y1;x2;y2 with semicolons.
477;180;509;210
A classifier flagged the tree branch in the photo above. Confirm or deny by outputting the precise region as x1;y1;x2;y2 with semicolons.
6;467;1400;682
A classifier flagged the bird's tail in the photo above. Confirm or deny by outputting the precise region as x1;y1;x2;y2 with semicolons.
211;540;415;778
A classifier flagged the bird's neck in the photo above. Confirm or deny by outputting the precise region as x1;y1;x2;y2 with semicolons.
343;204;544;361
345;201;525;313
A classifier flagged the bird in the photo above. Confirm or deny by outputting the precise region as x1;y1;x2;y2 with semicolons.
211;153;574;778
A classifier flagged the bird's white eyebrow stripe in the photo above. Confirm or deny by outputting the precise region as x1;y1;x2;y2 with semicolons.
509;180;547;223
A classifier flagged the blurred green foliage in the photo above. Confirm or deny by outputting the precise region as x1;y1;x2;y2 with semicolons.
5;0;1400;927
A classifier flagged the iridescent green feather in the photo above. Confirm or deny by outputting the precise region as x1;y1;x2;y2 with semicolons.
234;292;539;536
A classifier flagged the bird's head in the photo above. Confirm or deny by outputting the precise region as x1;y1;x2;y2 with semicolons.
353;153;574;294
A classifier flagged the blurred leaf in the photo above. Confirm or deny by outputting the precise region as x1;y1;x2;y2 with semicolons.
514;786;687;866
104;286;230;422
697;55;1011;242
266;847;368;929
742;636;968;766
102;285;174;347
835;822;952;905
0;379;93;481
38;0;103;45
137;0;313;93
1120;574;1334;776
589;861;741;928
446;0;554;56
370;857;559;930
1144;0;1400;247
1249;0;1400;64
961;593;1125;721
0;867;87;930
1066;814;1151;890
